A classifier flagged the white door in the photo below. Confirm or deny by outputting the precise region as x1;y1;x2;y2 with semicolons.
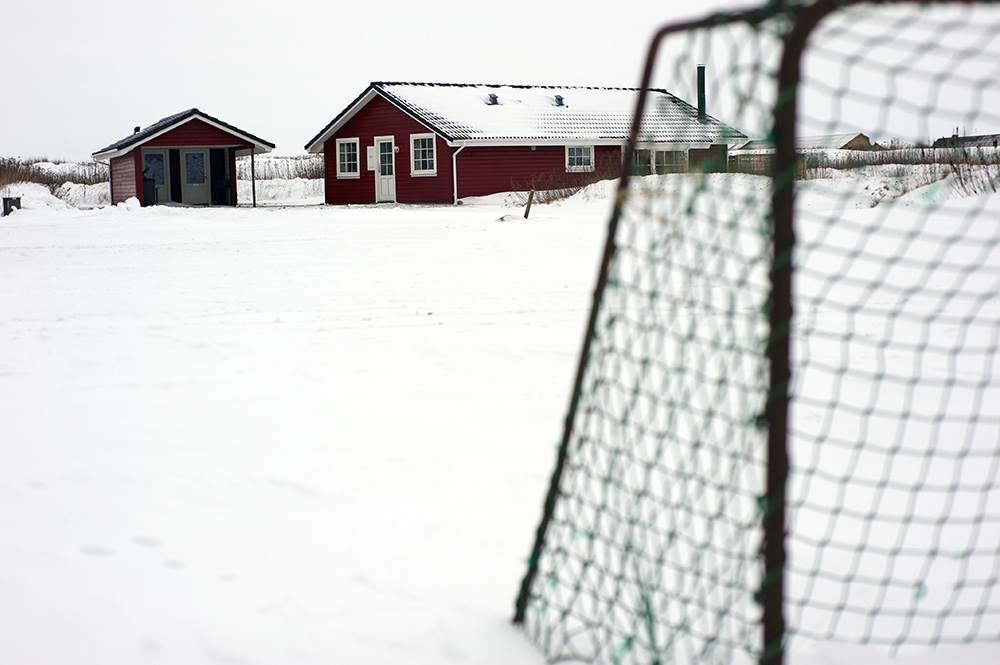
181;149;210;205
142;150;169;204
375;137;396;202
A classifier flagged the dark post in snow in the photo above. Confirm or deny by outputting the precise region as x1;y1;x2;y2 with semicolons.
251;147;257;208
524;189;535;218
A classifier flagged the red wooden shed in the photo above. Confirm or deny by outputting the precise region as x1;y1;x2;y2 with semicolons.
304;82;747;205
93;109;275;207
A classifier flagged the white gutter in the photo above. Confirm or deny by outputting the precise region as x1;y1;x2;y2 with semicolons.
451;143;467;205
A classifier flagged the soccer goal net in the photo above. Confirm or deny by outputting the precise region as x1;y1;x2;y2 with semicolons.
514;2;1000;664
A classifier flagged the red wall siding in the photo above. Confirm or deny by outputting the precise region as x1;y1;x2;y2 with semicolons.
397;132;453;203
324;96;454;204
456;146;557;197
323;94;623;203
110;153;137;205
134;150;144;204
323;136;369;204
145;118;252;149
455;145;622;199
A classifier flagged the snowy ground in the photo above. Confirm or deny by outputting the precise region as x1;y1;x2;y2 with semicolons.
1;174;998;664
0;185;605;665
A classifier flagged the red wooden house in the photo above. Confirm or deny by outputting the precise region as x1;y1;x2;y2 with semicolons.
93;109;274;206
304;82;746;205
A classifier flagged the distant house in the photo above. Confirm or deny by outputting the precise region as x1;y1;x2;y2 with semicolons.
304;82;747;204
729;132;875;175
932;133;1000;149
93;109;275;206
735;132;875;153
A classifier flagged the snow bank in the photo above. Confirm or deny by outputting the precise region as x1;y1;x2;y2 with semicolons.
1;181;112;212
237;177;324;205
235;154;323;180
2;178;322;211
10;156;996;213
55;181;110;208
565;178;619;202
0;181;72;212
801;163;1000;208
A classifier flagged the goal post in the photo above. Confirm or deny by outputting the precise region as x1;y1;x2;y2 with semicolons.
514;2;1000;664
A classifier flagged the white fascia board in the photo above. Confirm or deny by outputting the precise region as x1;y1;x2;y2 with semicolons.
305;88;381;154
635;142;705;151
635;140;742;150
192;114;275;154
444;138;626;149
92;145;132;162
94;113;274;161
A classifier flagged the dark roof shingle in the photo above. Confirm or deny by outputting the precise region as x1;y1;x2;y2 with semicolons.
93;108;275;158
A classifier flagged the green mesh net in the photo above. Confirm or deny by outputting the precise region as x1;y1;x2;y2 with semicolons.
515;2;1000;664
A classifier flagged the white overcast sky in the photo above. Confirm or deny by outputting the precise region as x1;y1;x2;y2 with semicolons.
1;0;750;160
3;1;997;161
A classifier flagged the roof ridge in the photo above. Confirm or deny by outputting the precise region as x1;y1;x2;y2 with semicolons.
304;82;747;152
373;81;649;92
94;108;274;158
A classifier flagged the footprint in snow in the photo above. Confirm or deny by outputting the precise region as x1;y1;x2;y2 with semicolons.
80;545;115;557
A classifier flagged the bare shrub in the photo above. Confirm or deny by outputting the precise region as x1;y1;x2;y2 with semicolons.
950;163;1000;196
803;146;1000;175
0;157;108;193
508;153;622;206
236;155;324;180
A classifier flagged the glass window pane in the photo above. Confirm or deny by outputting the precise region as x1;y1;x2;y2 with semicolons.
567;146;593;170
143;153;165;185
379;143;394;176
413;137;434;171
339;141;358;174
185;153;205;184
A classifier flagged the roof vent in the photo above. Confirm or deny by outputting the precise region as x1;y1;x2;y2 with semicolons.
554;95;564;107
133;126;141;134
487;93;499;105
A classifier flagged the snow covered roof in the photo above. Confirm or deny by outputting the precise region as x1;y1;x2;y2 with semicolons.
304;82;746;152
93;109;275;161
735;133;872;152
932;133;1000;149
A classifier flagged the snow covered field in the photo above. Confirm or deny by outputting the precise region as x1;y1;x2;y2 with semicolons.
0;185;606;665
1;174;998;665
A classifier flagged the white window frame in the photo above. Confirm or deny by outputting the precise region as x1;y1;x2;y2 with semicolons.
410;133;437;177
335;138;360;179
565;145;595;173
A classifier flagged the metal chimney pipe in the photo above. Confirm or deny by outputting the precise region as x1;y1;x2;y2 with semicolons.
697;64;706;120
